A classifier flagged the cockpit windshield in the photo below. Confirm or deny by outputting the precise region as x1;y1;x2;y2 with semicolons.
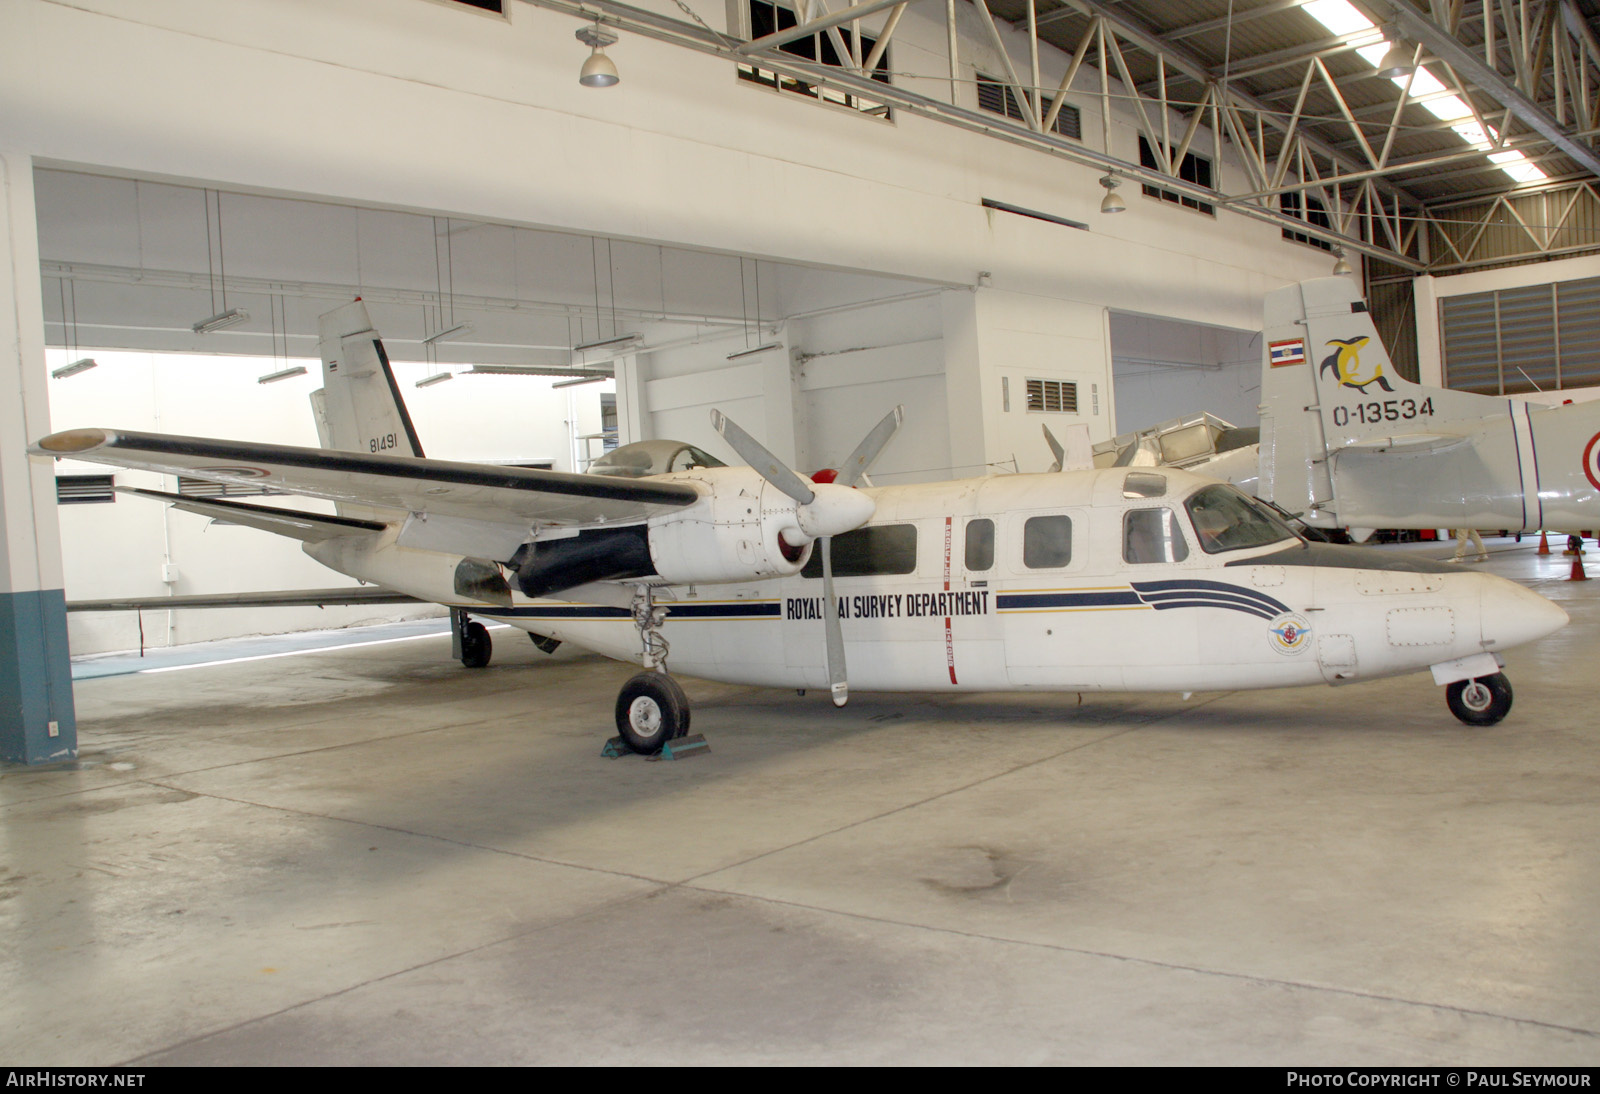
1183;484;1300;554
588;440;727;478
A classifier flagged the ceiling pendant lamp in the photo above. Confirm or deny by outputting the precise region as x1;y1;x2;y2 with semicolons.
576;23;620;88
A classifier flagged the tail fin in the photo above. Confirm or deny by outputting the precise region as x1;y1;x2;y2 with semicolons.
1257;277;1496;523
313;300;425;458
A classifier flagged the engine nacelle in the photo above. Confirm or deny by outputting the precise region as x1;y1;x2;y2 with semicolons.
646;467;816;585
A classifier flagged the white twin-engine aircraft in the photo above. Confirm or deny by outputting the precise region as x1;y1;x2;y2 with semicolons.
33;298;1569;753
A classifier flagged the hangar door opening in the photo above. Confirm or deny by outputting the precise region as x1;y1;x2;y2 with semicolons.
1108;312;1261;436
34;168;951;656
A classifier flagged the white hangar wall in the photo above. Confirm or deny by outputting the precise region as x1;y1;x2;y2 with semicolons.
2;0;1338;654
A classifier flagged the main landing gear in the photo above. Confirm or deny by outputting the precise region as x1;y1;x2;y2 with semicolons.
611;586;703;757
1446;672;1514;726
451;608;491;669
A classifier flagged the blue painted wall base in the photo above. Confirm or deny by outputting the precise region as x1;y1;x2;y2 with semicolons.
0;588;76;764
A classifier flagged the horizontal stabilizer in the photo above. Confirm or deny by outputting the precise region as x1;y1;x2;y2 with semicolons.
118;487;390;542
68;586;421;612
1335;433;1468;454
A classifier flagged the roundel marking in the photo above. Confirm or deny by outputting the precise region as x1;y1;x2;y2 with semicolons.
1267;612;1313;656
1584;432;1600;492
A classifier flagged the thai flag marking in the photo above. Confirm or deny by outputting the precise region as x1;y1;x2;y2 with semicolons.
1269;339;1306;368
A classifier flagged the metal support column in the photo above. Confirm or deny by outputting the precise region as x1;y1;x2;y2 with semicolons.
0;150;76;764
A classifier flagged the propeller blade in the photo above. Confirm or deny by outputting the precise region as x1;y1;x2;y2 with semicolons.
835;406;904;488
1042;424;1065;473
711;409;814;505
821;536;848;707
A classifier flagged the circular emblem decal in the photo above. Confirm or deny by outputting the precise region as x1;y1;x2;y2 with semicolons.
1584;432;1600;492
1268;612;1313;656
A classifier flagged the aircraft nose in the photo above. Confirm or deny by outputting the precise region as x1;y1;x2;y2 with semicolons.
1479;577;1568;652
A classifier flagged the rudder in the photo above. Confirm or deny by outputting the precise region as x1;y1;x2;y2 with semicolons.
314;300;426;459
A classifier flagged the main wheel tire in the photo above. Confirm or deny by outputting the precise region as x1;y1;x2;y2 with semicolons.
460;620;492;669
615;672;690;754
1446;672;1513;726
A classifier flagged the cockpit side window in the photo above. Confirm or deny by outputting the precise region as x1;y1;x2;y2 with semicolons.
1183;484;1297;554
1123;508;1189;564
801;524;918;578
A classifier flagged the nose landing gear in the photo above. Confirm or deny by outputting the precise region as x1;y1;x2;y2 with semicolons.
1446;672;1513;725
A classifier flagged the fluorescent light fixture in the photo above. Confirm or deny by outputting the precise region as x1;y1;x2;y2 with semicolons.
192;308;249;334
726;343;782;361
416;371;455;388
551;375;607;389
573;333;640;353
51;357;97;379
1301;0;1546;184
467;365;613;379
422;323;471;346
257;366;308;384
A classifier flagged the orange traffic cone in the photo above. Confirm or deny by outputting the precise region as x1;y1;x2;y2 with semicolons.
1572;552;1589;581
1538;530;1550;555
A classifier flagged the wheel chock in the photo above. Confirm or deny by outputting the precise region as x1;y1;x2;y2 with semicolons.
648;734;710;761
601;733;711;759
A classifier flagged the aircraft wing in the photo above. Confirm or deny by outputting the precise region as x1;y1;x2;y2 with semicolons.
68;586;422;612
33;429;701;530
116;487;390;543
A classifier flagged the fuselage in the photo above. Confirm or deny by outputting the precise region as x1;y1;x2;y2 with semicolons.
304;466;1567;696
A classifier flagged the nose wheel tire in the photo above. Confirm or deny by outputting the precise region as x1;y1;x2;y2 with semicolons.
459;621;492;669
1446;672;1512;726
615;672;691;754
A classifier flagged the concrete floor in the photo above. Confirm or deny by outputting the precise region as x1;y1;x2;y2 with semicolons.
4;538;1599;1065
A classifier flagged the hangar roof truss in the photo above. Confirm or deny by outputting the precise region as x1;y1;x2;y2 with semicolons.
520;0;1600;271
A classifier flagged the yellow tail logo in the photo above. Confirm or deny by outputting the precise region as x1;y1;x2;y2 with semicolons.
1319;336;1394;394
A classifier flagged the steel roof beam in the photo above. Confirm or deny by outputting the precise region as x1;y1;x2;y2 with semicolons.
735;0;908;54
1385;0;1600;177
517;0;1424;265
1054;0;1425;209
1161;0;1325;43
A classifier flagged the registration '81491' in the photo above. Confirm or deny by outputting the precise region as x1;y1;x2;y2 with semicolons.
1332;397;1435;428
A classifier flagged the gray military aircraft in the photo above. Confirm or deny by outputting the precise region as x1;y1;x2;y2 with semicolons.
1112;276;1600;537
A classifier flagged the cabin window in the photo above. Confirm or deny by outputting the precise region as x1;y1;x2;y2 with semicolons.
1022;515;1072;569
965;518;994;571
801;523;917;578
1184;484;1296;554
1123;508;1189;564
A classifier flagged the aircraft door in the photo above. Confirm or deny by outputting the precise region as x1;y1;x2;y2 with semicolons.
945;516;1004;687
1001;508;1124;688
